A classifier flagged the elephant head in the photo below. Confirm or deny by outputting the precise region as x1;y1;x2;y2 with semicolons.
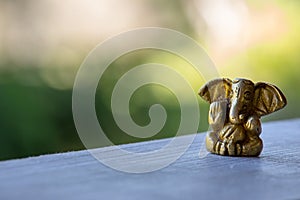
199;78;287;125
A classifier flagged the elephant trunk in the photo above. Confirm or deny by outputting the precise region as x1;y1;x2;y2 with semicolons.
229;99;245;124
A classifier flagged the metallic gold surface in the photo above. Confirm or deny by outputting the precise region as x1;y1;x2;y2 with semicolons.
199;78;287;156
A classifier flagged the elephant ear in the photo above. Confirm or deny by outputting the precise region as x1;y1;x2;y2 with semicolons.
198;78;232;104
253;82;287;117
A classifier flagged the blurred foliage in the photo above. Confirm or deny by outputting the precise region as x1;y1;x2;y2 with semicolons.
96;49;209;146
0;72;83;160
0;0;300;160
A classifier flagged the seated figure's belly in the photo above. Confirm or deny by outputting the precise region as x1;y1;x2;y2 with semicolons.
218;124;247;143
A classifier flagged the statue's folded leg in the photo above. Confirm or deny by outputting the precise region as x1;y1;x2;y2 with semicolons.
241;136;263;156
206;131;228;155
206;131;218;154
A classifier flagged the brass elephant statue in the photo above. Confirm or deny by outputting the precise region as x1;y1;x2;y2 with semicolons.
199;78;287;156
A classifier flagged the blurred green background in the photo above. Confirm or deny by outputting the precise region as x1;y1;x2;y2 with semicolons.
0;0;300;160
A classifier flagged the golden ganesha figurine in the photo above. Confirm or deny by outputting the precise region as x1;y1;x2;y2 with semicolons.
199;78;287;157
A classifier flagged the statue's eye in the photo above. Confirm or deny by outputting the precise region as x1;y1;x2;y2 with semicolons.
244;91;252;100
